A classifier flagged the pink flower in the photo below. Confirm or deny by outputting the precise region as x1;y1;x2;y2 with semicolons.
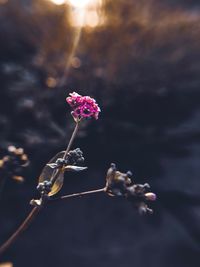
66;92;101;121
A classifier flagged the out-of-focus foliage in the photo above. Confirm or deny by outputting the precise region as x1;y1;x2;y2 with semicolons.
0;0;200;162
83;0;200;126
0;0;75;156
0;145;29;186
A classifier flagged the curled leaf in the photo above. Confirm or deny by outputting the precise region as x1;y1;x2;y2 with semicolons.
64;165;88;172
46;163;60;169
38;151;65;196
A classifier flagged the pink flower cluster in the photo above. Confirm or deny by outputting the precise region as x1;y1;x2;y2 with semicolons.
66;92;101;120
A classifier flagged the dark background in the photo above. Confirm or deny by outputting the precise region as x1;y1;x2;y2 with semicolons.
0;0;200;266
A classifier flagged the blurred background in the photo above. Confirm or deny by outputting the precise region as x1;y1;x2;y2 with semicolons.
0;0;200;266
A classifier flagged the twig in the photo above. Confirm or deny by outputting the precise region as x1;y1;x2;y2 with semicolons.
63;122;79;160
0;187;106;255
0;122;82;255
51;188;106;202
50;122;79;185
0;206;41;255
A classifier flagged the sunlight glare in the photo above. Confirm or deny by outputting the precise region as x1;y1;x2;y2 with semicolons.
68;0;92;8
50;0;66;5
85;11;100;27
68;0;102;27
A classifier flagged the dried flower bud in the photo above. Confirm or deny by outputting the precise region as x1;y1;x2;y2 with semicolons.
104;163;156;215
21;154;28;161
12;175;24;183
138;203;153;215
105;163;131;196
0;145;29;184
3;156;9;162
0;159;4;168
37;181;52;195
15;148;24;155
67;148;85;165
7;146;16;153
145;192;157;201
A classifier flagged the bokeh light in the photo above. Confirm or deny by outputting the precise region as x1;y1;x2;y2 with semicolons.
85;10;100;27
50;0;66;5
68;0;93;8
49;0;102;27
69;0;102;27
0;0;8;4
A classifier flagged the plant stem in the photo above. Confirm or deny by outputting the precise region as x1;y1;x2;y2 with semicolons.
50;122;79;185
63;122;79;160
51;188;106;202
0;187;106;255
0;206;41;255
0;122;81;255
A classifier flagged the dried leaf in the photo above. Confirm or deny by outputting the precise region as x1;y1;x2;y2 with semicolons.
64;165;87;172
39;151;65;196
46;163;59;169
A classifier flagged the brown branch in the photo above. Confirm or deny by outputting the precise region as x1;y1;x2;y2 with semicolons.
51;187;106;202
0;187;106;255
50;122;79;185
0;122;82;255
63;122;79;160
0;206;41;256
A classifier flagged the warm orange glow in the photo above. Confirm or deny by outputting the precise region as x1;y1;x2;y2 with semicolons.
49;0;102;28
85;10;100;27
49;0;103;86
68;0;102;27
71;57;82;68
46;77;57;88
50;0;66;5
70;8;86;27
0;263;13;267
0;0;8;4
68;0;92;8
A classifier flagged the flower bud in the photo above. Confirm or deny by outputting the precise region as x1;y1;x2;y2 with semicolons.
145;192;157;201
8;145;16;153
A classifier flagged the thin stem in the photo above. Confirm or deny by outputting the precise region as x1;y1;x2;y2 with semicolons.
0;187;106;255
0;122;81;255
63;122;79;160
0;206;41;255
50;122;79;185
51;188;106;202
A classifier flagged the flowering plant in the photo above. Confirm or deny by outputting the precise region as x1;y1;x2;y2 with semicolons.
66;92;101;121
0;92;156;256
